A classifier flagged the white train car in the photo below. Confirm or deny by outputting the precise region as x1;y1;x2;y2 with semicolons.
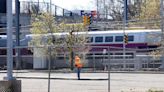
0;29;162;70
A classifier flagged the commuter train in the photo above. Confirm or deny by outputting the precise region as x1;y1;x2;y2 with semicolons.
83;29;160;48
24;29;161;48
0;29;162;70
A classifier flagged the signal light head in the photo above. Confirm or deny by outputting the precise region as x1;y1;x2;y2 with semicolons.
83;15;92;26
124;34;128;44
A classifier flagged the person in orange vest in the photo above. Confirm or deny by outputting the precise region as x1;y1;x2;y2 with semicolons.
75;55;83;80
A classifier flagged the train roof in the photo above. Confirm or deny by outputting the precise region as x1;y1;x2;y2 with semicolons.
87;29;161;35
26;29;161;37
0;35;7;39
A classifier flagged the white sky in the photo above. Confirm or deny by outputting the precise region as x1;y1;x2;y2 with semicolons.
20;0;96;10
51;0;96;10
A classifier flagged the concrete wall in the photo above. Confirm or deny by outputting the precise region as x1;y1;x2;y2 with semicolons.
0;80;21;92
33;48;47;69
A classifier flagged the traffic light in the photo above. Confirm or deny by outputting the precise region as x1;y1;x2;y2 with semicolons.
124;34;128;44
83;15;92;26
83;15;87;26
87;16;92;25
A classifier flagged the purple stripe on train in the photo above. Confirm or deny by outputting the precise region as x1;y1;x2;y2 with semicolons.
89;43;148;52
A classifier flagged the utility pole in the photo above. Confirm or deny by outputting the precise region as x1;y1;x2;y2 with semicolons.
123;0;128;24
7;0;13;80
103;0;106;19
50;0;52;13
69;30;74;71
38;0;39;9
96;0;99;21
160;0;164;70
15;0;20;69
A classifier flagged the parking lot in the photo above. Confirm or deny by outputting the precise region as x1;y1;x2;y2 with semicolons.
0;71;164;92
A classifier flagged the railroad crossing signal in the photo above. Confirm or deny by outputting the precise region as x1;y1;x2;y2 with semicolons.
124;34;128;44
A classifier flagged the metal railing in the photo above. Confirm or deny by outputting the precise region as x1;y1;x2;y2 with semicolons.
0;45;162;71
0;46;164;92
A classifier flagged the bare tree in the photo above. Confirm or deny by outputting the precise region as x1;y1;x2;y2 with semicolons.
96;0;143;21
29;13;89;70
24;2;40;15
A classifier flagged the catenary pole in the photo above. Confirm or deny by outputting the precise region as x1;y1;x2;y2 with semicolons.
7;0;13;80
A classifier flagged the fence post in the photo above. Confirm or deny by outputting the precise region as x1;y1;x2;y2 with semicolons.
93;53;96;72
108;47;110;92
48;46;52;92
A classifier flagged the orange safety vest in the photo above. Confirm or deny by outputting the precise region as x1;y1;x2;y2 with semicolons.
75;56;83;68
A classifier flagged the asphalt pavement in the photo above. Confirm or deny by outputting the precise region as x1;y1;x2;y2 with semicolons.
1;70;164;92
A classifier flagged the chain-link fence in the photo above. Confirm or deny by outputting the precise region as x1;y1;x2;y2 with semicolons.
19;1;81;17
1;45;164;92
19;1;82;23
90;18;161;31
0;45;163;72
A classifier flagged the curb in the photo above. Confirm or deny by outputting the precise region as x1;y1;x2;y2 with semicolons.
16;77;108;80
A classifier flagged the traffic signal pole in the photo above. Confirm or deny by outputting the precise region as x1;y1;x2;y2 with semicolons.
123;0;128;70
15;0;20;69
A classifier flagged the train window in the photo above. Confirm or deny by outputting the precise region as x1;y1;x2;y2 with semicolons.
57;56;64;60
86;53;93;59
87;37;93;43
94;53;103;59
115;36;123;42
95;36;103;43
0;49;6;55
110;53;113;59
115;53;123;59
126;64;134;68
128;35;134;41
125;53;134;59
95;53;103;55
105;36;113;42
